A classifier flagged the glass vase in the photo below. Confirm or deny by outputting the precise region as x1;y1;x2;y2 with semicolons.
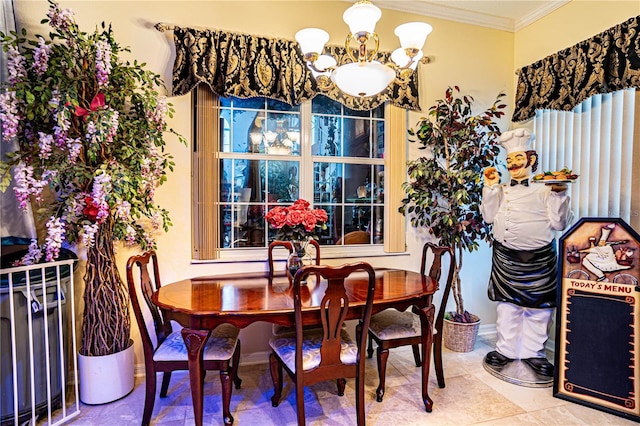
287;239;313;283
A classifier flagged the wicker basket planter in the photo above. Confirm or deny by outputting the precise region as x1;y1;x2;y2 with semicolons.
443;314;480;353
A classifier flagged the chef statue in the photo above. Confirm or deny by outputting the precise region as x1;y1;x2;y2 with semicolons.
480;128;573;378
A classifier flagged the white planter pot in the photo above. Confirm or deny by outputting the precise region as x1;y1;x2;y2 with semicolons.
78;340;135;404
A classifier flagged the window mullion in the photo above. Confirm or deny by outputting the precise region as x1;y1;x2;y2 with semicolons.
299;102;314;203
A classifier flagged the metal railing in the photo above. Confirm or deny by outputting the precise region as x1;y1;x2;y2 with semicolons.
0;259;80;426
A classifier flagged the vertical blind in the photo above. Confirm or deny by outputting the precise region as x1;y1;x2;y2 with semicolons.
533;88;637;226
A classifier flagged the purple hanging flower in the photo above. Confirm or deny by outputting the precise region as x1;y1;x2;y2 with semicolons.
0;91;21;139
7;46;26;85
44;217;65;262
147;96;168;131
80;223;99;248
13;163;34;210
66;138;82;164
95;39;112;87
38;132;54;159
12;240;43;266
32;37;51;76
47;2;74;31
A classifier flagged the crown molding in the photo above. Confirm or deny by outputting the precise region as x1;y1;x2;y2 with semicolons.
374;1;514;31
350;1;571;33
514;1;570;32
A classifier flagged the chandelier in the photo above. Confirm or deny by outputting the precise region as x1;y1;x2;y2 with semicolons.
295;0;432;98
249;118;299;155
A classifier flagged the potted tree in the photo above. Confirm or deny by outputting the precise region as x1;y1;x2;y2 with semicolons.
399;86;506;352
0;1;183;402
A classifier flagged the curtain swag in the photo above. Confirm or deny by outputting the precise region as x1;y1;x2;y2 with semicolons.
512;15;640;122
156;24;421;111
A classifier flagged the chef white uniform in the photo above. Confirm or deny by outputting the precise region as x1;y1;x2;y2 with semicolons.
481;129;573;360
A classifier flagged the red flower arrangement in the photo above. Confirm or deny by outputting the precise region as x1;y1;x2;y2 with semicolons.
265;199;328;241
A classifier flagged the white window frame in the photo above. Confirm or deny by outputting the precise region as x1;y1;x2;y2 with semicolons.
191;86;407;262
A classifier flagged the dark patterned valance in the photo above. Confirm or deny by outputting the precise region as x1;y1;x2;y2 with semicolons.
512;15;640;122
156;24;421;111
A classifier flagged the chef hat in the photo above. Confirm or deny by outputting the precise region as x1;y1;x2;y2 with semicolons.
499;128;534;154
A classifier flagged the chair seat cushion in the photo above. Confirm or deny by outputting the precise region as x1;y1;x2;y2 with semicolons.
154;323;240;362
269;328;357;372
369;309;422;340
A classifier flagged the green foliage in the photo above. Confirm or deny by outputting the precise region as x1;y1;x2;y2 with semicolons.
400;86;505;252
399;86;506;316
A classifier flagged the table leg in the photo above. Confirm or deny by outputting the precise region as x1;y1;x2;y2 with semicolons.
416;304;435;412
182;328;211;426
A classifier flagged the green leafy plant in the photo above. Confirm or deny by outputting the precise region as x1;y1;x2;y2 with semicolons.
0;1;184;356
399;86;506;322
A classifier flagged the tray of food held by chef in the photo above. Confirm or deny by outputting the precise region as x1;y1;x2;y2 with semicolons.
532;168;579;184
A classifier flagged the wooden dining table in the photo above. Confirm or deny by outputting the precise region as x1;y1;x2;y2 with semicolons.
152;267;438;425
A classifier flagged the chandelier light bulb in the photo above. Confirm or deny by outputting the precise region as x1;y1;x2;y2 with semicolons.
394;22;432;50
343;0;382;36
249;132;263;145
264;130;278;144
287;131;300;143
295;28;329;55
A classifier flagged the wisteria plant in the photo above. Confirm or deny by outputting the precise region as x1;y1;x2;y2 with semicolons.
0;1;184;356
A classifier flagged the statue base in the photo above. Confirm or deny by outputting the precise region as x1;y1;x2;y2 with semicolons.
482;358;553;388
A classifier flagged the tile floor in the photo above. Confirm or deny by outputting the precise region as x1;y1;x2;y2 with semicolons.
46;335;637;425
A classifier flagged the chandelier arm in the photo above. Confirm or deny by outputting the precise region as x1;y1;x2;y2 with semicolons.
366;33;380;63
344;34;358;63
306;60;336;74
315;75;333;91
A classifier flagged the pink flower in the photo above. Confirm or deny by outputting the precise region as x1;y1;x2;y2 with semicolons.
265;206;287;228
285;209;305;227
290;199;310;210
313;208;328;223
265;199;328;241
302;212;318;232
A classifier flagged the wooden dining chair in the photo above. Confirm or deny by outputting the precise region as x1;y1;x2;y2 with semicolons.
268;239;323;336
267;239;321;279
336;230;370;245
268;262;376;426
366;242;455;402
126;250;242;426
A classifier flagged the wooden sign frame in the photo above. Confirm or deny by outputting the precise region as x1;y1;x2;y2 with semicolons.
555;217;640;421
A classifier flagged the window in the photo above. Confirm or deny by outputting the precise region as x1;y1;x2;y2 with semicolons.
192;85;406;260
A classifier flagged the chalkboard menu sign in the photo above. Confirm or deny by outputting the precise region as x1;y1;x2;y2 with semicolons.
555;217;640;421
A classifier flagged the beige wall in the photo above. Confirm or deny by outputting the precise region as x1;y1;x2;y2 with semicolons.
10;0;637;365
514;0;640;70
